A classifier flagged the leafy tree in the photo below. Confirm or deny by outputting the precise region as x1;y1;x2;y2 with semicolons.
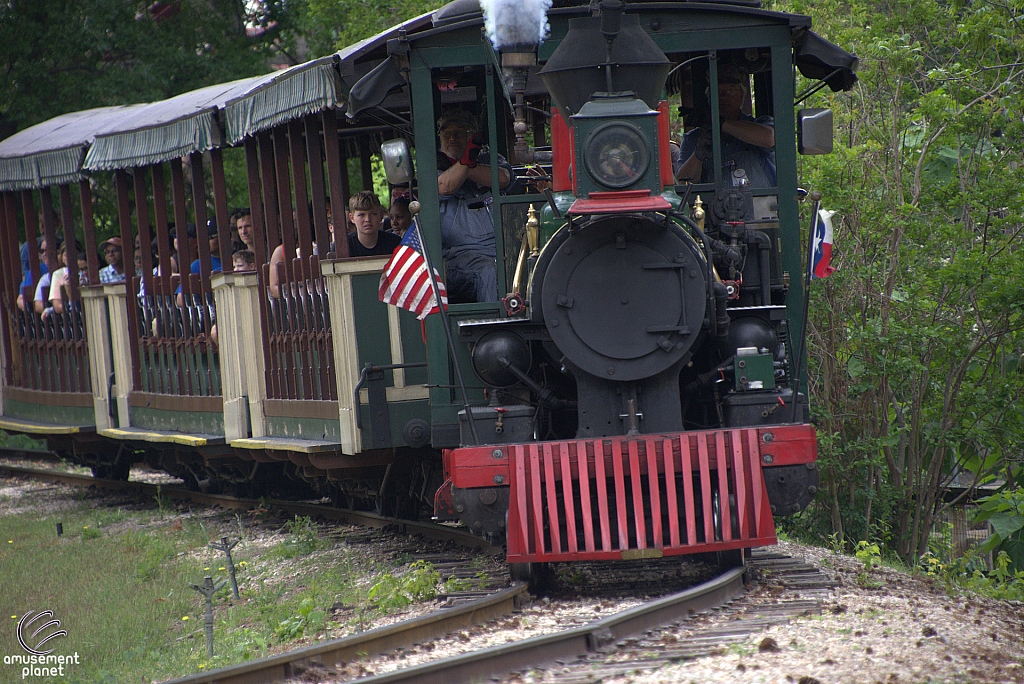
0;0;288;138
286;0;446;59
773;0;1024;563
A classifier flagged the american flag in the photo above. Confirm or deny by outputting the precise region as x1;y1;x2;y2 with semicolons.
378;221;448;320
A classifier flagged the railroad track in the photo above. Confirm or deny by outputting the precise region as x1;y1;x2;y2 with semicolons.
506;550;837;684
1;451;835;684
0;456;499;553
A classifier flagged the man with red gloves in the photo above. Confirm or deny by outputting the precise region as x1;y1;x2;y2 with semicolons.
436;108;513;303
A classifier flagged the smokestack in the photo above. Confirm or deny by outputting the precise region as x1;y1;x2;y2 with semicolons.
481;0;554;164
539;12;671;124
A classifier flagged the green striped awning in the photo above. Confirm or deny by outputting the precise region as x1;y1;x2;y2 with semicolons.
224;57;342;144
0;105;145;191
83;77;264;171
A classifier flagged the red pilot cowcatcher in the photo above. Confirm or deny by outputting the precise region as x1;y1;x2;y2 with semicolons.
446;424;817;563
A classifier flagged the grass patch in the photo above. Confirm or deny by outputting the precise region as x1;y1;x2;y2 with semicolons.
0;491;450;682
0;431;45;451
1;502;210;682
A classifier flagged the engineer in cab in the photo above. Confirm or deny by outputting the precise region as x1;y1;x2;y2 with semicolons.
435;108;513;304
675;65;776;188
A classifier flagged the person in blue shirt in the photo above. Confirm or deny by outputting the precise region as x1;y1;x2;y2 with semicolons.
189;218;223;276
435;108;513;304
175;220;221;306
675;66;776;188
17;237;47;312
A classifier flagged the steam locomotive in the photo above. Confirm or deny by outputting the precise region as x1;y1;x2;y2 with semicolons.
0;0;856;576
414;0;856;575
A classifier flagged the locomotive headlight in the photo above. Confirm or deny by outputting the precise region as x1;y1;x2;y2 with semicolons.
583;122;649;189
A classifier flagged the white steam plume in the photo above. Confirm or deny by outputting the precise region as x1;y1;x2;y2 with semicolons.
480;0;553;50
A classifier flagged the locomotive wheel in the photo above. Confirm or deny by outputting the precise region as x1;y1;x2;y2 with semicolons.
509;562;551;587
91;461;130;481
715;549;745;570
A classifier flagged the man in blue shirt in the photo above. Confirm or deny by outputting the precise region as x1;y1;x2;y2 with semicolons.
98;237;126;283
435;108;513;304
176;220;222;306
675;66;776;188
189;218;223;277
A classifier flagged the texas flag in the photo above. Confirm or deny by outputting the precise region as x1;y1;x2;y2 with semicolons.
811;208;837;279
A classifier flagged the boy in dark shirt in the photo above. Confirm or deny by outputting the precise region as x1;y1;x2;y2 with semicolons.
346;191;401;257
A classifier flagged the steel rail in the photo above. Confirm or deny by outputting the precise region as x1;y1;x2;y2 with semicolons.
159;566;744;684
162;583;529;684
0;460;501;554
343;566;747;684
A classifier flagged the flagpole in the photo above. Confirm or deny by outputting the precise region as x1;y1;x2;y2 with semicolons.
790;190;821;424
411;218;480;445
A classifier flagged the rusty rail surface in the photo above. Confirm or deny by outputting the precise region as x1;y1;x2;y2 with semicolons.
162;568;745;684
162;583;529;684
340;568;746;684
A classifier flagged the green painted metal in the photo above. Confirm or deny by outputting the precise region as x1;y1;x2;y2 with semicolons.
359;399;431;448
403;3;816;437
770;42;806;397
410;59;456;431
266;416;343;443
352;273;396;378
734;353;776;391
397;309;428;386
2;399;94;427
129;406;224;436
484;63;507;298
138;347;222;397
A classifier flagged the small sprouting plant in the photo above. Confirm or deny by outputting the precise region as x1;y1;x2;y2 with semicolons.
367;560;440;613
825;532;845;554
555;567;590;588
229;627;270;658
275;516;322;558
442;576;470;593
153;485;171;518
275;597;326;640
855;540;883;587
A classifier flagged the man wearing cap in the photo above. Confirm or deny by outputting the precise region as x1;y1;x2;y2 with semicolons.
98;237;125;284
675;66;776;187
436;108;513;304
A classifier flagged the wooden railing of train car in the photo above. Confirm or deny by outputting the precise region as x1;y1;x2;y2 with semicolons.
117;158;223;398
244;112;365;402
0;185;96;395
